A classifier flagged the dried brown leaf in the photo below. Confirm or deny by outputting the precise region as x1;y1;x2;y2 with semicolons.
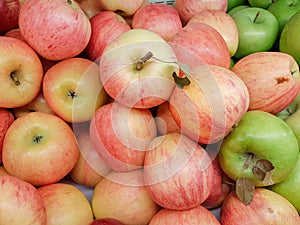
235;177;255;205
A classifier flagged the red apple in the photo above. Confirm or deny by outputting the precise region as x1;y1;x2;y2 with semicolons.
187;9;239;57
144;132;214;210
89;102;157;171
38;183;94;225
0;36;43;108
0;175;47;225
89;218;126;225
85;10;131;61
232;51;300;114
0;108;14;163
169;64;249;144
131;3;182;41
4;28;25;41
19;0;91;61
78;0;104;18
2;112;80;186
149;205;221;225
92;169;160;225
98;0;146;17
169;22;231;68
174;0;228;24
220;188;300;225
0;0;20;34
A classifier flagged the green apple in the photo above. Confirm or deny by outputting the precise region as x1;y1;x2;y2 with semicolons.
227;0;248;12
218;110;299;187
276;93;300;120
232;7;279;58
268;0;300;33
227;5;250;17
269;153;300;213
248;0;275;8
279;10;300;65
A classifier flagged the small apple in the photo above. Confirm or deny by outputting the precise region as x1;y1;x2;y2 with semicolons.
19;0;91;61
279;10;300;65
92;169;160;225
89;218;126;225
85;10;131;61
0;0;20;34
0;108;15;163
231;51;300;115
38;183;94;225
218;110;299;187
220;188;300;225
2;112;80;186
0;36;43;108
232;7;279;58
0;175;47;225
98;0;146;17
43;57;108;123
131;3;182;41
267;0;300;34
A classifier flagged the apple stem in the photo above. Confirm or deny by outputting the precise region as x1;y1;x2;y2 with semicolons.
10;72;20;86
68;90;77;99
253;11;260;23
136;51;153;71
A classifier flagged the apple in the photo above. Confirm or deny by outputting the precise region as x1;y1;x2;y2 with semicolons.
77;0;104;18
187;9;239;56
37;183;94;225
231;51;300;115
89;102;157;171
12;91;56;118
248;0;275;8
169;22;231;68
169;64;249;144
89;218;126;225
220;188;300;225
267;0;300;34
218;110;299;187
2;112;80;186
131;3;182;41
0;36;43;108
280;10;300;65
144;132;214;210
0;108;15;163
92;169;160;225
227;0;248;11
43;57;108;123
227;4;250;16
0;0;20;34
99;28;179;109
85;10;131;61
4;28;25;41
0;175;47;225
149;205;221;225
174;0;228;25
18;0;91;61
232;7;279;59
98;0;146;17
70;122;111;188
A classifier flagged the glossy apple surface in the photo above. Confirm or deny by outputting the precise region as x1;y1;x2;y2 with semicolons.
227;0;248;11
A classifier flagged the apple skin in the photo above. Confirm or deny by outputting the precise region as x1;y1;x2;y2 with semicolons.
89;218;126;225
227;0;248;11
89;102;157;171
0;175;47;225
280;10;300;65
85;10;131;61
43;57;108;123
227;4;250;16
248;0;275;8
92;169;160;225
218;110;300;187
0;36;43;108
220;188;300;225
0;165;10;175
37;183;94;225
77;0;104;18
2;112;80;186
149;205;221;225
187;9;239;57
99;28;179;109
174;0;227;24
0;0;20;34
231;51;300;115
98;0;146;17
131;3;182;41
232;7;279;59
267;0;300;34
169;64;249;144
144;132;214;210
18;0;91;61
0;108;15;163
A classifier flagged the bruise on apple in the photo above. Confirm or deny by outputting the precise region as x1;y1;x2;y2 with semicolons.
275;76;290;84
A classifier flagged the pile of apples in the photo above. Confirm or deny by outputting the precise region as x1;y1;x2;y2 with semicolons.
1;0;300;224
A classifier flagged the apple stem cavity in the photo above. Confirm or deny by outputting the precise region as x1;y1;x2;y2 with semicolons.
136;51;153;71
10;72;20;86
253;11;261;24
67;90;77;99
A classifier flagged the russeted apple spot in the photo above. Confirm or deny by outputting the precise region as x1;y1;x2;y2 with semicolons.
235;177;255;205
275;76;290;84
